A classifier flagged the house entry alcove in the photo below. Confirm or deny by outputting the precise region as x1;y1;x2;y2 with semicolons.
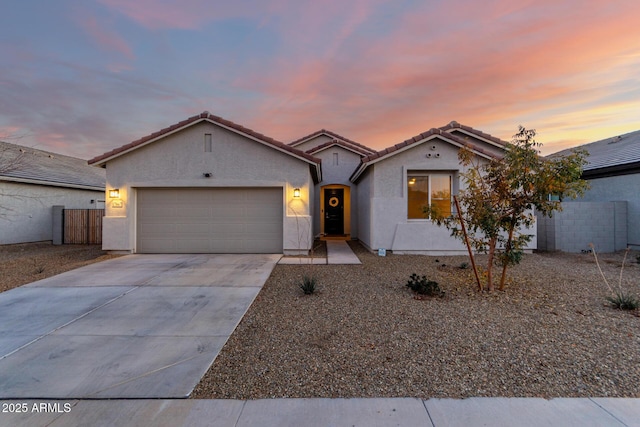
321;185;351;238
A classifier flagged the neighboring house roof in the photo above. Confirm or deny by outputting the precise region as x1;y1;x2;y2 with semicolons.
549;129;640;179
289;129;376;155
88;111;322;183
0;141;105;191
350;125;504;182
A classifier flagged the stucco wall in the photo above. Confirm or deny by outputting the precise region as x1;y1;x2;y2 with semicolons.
362;137;536;254
0;181;103;244
102;121;315;253
577;174;640;247
536;201;627;253
311;145;361;237
356;168;372;248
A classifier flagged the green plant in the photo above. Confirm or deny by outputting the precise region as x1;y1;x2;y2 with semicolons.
606;292;639;310
590;244;639;311
432;127;588;291
32;259;45;274
459;262;469;269
406;273;444;297
299;275;317;295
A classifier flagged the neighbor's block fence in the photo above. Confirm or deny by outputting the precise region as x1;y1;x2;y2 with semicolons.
536;201;627;253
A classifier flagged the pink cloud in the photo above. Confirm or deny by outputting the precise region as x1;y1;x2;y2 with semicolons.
76;12;134;61
98;0;252;29
230;0;640;153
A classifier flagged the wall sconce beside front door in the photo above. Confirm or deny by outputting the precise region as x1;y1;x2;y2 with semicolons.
293;188;301;198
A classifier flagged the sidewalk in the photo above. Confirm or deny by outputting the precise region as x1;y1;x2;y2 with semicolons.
2;397;638;426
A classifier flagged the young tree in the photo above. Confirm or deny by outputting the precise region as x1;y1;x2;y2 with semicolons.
433;127;588;291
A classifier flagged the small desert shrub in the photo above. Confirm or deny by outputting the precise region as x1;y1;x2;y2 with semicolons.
459;262;469;269
591;244;639;311
606;292;639;310
406;274;444;297
299;275;317;295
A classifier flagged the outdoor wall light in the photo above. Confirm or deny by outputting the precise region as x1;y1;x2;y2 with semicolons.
293;188;301;198
109;189;120;198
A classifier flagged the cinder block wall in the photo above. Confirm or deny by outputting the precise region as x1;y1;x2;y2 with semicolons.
536;201;627;253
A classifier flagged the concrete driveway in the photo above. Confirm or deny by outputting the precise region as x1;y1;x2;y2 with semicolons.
0;254;280;399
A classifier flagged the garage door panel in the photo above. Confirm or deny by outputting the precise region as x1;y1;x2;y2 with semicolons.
139;223;177;235
174;223;211;234
210;223;246;233
138;238;176;253
211;206;248;218
137;188;283;253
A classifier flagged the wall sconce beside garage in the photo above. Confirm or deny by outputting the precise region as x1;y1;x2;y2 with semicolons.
109;189;120;198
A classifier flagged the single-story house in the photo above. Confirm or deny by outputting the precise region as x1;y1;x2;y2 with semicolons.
0;141;106;244
89;112;533;255
539;130;640;251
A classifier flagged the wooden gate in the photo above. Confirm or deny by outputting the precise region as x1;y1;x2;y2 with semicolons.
63;209;104;244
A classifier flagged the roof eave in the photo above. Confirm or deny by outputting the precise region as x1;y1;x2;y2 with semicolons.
0;176;105;191
88;118;204;166
582;161;640;179
307;142;371;157
89;115;322;169
350;132;500;182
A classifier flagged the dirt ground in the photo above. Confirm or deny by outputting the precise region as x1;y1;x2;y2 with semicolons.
0;242;121;293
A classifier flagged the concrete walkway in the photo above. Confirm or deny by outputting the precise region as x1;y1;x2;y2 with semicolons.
0;254;280;399
1;397;638;426
278;240;361;265
326;240;361;264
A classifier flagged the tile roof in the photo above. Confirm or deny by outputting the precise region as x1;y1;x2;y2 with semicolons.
289;129;376;154
0;141;105;190
305;140;373;157
359;127;503;163
439;120;509;147
88;111;322;167
350;125;505;183
549;129;640;174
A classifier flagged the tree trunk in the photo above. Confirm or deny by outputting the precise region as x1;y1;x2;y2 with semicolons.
454;196;482;292
499;220;516;291
486;237;497;292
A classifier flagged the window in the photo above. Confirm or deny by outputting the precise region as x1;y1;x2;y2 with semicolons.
407;173;452;219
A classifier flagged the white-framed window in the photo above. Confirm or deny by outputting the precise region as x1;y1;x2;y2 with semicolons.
407;172;452;219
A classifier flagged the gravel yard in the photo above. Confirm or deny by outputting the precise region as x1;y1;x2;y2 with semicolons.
0;242;119;293
193;241;640;399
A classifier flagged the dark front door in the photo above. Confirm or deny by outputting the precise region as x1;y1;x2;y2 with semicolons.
324;188;344;235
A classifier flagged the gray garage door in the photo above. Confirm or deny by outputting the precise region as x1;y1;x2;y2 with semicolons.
137;187;283;253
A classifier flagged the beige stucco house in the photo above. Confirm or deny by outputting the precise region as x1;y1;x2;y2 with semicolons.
89;112;535;255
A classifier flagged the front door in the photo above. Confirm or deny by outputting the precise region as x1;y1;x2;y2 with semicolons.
324;188;344;235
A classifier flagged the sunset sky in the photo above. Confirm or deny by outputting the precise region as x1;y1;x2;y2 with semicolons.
1;0;639;159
